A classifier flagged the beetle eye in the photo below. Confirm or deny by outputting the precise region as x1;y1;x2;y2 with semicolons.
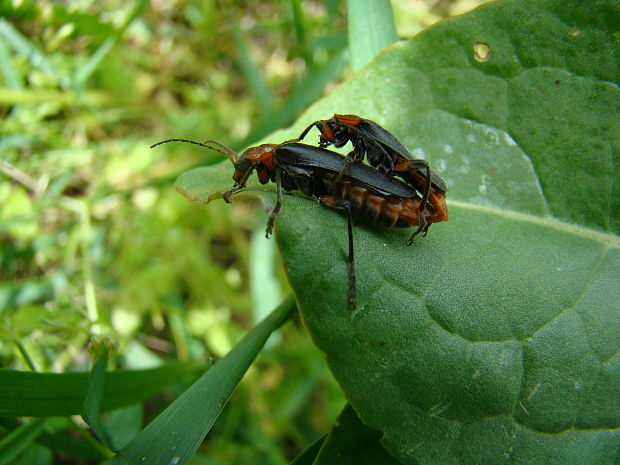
234;157;251;173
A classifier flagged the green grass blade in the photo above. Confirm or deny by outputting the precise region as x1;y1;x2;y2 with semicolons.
0;38;21;89
117;0;150;33
101;404;143;451
0;418;46;465
289;434;327;465
72;37;115;89
37;428;109;461
108;295;296;465
291;0;311;65
13;339;37;372
82;344;116;451
0;418;109;460
0;18;59;77
238;50;346;147
233;25;272;112
71;0;148;88
347;0;398;71
285;50;347;116
0;362;199;417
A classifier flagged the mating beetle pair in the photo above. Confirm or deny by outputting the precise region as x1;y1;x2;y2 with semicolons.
298;114;448;239
154;115;448;308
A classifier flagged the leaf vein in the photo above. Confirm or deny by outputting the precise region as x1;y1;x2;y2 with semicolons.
448;200;619;246
526;245;611;341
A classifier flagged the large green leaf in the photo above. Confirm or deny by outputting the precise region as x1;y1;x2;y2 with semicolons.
314;404;401;465
176;0;619;463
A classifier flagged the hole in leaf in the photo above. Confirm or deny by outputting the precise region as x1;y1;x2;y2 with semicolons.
473;42;490;62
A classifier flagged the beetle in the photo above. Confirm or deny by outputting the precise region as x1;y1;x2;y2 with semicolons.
152;138;447;308
298;114;448;229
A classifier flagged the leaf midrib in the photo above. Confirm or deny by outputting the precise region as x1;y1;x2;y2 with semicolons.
448;200;620;246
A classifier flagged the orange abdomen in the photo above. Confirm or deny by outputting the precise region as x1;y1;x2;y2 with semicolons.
336;180;424;228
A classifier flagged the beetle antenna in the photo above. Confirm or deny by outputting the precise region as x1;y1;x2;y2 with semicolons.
150;138;239;164
150;138;207;149
203;140;239;162
298;121;318;141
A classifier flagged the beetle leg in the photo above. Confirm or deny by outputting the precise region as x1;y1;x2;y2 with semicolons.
331;152;355;191
330;121;396;170
319;195;357;309
344;200;356;309
420;162;432;214
298;121;318;141
392;159;432;237
223;183;251;202
223;165;257;202
407;212;428;246
222;186;242;203
265;167;283;238
392;159;431;208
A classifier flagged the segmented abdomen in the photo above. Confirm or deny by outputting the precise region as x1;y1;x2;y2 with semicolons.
336;179;422;228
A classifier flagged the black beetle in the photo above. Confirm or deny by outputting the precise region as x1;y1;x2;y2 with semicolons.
153;138;448;308
298;114;448;227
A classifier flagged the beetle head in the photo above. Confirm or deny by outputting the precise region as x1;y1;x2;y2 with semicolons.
234;144;277;185
317;120;349;148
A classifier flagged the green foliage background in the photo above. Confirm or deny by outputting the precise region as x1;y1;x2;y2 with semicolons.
1;0;618;464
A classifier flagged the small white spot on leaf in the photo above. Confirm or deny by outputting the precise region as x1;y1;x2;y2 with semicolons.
479;174;491;194
482;126;501;145
411;147;426;158
473;42;491;62
458;156;471;174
